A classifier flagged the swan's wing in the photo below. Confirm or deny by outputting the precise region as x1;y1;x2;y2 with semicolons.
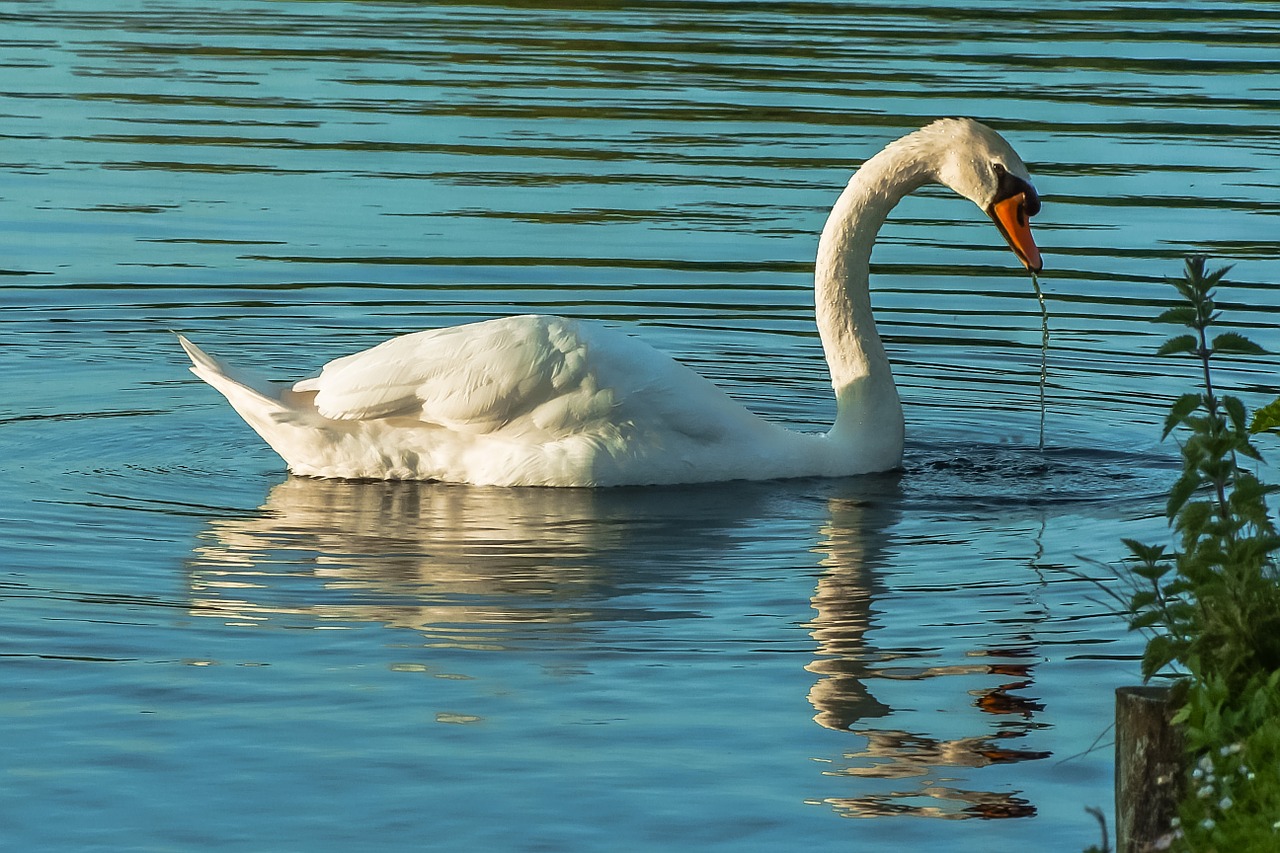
293;316;611;434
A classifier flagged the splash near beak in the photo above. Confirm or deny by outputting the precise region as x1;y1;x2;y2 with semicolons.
988;192;1043;272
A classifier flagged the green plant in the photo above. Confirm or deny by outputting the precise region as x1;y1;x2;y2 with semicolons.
1173;669;1280;849
1250;398;1280;435
1125;257;1280;690
1117;257;1280;850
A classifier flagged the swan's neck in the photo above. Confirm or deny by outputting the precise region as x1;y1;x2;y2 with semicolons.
816;141;933;459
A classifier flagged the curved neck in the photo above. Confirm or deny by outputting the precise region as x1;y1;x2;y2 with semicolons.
816;140;934;454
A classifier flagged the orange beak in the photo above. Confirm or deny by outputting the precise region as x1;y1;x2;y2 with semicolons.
988;192;1043;273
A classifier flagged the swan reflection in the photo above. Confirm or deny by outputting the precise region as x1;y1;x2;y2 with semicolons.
190;477;784;634
191;478;623;632
190;475;1051;820
807;494;1051;819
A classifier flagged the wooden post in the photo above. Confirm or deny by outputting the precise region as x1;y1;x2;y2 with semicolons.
1115;686;1184;853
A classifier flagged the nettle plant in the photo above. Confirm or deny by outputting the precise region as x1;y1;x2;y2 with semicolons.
1120;257;1280;849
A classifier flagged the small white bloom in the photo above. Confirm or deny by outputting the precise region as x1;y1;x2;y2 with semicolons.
1192;767;1203;780
1198;754;1215;772
1248;772;1257;782
1201;818;1216;831
1219;796;1233;810
1197;784;1214;799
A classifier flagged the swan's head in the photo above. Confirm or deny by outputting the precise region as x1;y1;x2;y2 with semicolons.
911;118;1044;272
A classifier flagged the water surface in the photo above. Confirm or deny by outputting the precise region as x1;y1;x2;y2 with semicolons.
3;1;1280;850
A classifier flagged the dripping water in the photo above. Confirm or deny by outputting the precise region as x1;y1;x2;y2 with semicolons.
1031;272;1048;452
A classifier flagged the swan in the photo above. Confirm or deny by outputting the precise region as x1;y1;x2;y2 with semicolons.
179;117;1043;487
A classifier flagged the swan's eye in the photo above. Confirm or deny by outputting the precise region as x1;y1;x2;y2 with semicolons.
991;162;1040;218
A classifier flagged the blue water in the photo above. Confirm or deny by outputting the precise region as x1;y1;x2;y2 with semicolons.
3;1;1279;850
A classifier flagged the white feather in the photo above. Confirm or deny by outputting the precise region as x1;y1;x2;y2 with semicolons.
178;119;1041;487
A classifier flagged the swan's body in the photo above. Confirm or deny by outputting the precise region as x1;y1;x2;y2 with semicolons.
180;315;867;484
180;118;1042;487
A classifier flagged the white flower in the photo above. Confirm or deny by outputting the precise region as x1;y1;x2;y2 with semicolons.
1219;796;1233;810
1197;784;1214;799
1201;818;1216;831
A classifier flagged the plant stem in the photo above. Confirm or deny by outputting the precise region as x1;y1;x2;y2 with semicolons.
1189;302;1233;523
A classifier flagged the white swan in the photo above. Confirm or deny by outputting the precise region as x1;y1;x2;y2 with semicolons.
179;118;1043;487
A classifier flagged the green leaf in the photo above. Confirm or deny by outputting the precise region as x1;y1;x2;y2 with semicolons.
1249;396;1280;434
1162;393;1202;439
1123;538;1168;563
1181;256;1209;294
1181;415;1211;439
1183;256;1233;290
1130;610;1163;631
1238;438;1264;462
1210;331;1267;356
1142;634;1178;680
1167;470;1201;519
1201;262;1233;287
1132;562;1170;582
1156;334;1198;356
1178;500;1212;535
1129;590;1158;612
1222;395;1248;433
1155;306;1198;327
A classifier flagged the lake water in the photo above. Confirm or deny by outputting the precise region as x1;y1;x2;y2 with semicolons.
3;1;1279;850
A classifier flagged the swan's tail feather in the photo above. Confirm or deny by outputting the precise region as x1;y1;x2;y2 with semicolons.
176;334;319;469
177;332;221;376
175;330;285;409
